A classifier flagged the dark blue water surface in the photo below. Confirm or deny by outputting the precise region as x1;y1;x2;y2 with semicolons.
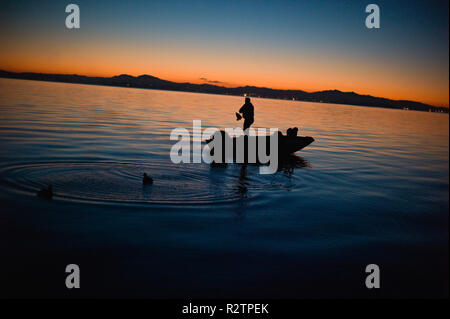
0;79;448;298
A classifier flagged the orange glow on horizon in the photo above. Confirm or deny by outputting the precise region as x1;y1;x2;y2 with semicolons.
1;1;448;109
0;40;448;108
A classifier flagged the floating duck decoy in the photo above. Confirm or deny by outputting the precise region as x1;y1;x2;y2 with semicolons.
143;173;153;185
37;185;53;199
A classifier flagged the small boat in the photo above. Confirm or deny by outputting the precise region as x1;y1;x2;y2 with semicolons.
278;135;315;154
205;130;314;162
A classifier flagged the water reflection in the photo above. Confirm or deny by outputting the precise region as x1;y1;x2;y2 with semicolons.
278;154;310;175
209;154;311;199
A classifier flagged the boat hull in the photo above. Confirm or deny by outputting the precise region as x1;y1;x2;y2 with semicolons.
205;131;314;162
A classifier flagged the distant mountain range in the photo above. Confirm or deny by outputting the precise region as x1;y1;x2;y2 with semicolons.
0;69;447;113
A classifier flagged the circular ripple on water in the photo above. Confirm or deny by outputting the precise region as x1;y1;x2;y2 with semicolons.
0;161;246;205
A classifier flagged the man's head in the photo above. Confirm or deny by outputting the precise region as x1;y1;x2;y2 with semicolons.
245;97;251;103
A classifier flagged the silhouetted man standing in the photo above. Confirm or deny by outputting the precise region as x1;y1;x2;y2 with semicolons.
237;97;254;131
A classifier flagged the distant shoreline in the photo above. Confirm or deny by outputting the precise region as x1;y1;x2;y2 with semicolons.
0;70;448;113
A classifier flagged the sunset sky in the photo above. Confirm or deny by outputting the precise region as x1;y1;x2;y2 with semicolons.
1;0;448;107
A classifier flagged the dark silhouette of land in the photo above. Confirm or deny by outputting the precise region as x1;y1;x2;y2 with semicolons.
0;69;447;113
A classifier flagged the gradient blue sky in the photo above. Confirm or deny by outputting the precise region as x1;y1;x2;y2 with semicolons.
1;0;448;106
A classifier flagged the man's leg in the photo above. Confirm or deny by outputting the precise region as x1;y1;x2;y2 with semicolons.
243;118;254;131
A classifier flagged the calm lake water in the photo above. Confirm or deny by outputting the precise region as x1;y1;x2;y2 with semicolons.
0;78;448;298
